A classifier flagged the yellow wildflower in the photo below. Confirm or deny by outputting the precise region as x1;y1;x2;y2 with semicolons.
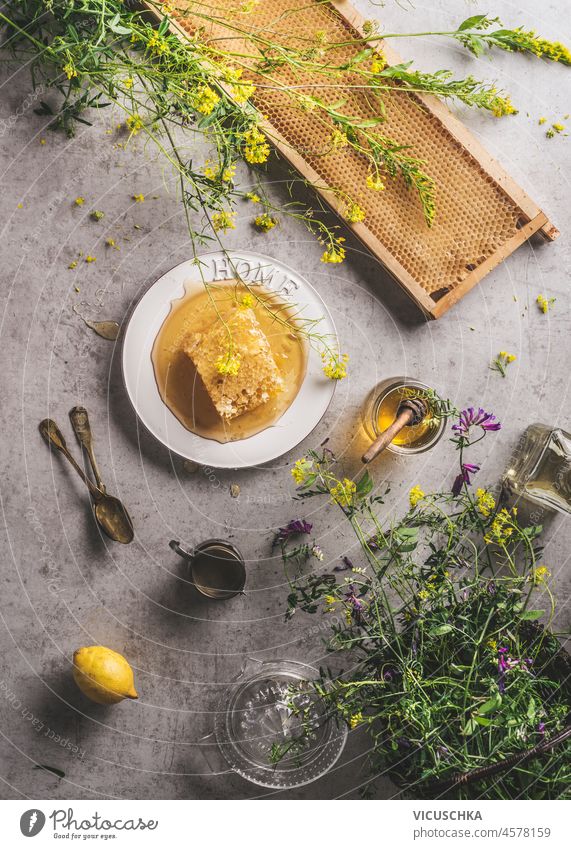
320;239;346;264
39;138;46;145
212;210;236;232
68;261;77;270
490;94;518;118
291;457;313;485
371;51;386;73
221;164;236;182
123;77;134;90
322;352;348;380
240;0;259;12
63;61;78;80
538;117;547;125
147;33;170;56
510;30;571;65
85;255;96;263
487;638;498;652
552;122;565;133
243;127;270;164
533;565;551;585
132;193;145;203
331;128;349;149
417;589;430;601
349;712;363;729
536;294;555;313
239;293;255;309
254;212;277;232
476;488;496;518
345;203;366;224
231;79;256;104
126;114;144;135
215;351;241;376
491;350;516;376
203;161;217;181
74;197;85;206
330;478;357;508
409;485;425;508
105;238;119;250
245;192;260;203
90;210;104;222
192;84;220;115
366;173;385;192
484;508;516;545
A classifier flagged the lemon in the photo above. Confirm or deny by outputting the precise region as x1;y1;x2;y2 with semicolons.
73;646;138;705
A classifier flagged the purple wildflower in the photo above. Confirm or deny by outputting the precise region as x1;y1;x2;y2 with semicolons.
538;722;546;735
382;669;394;682
497;647;531;693
487;581;497;595
452;407;502;436
344;584;365;624
452;462;480;496
334;556;354;572
273;519;312;546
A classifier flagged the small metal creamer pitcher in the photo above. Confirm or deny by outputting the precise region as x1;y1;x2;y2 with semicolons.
169;539;246;600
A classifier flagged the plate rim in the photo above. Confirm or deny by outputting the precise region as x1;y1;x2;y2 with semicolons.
121;250;338;469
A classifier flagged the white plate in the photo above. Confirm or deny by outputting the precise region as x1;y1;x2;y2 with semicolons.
122;251;337;469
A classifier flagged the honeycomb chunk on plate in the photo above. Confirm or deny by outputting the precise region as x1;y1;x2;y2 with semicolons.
182;306;284;420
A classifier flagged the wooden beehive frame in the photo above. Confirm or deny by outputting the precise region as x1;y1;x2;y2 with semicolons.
144;0;558;319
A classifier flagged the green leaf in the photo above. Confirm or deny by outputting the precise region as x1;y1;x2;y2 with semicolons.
474;715;493;727
108;15;132;35
429;624;453;636
478;693;502;715
527;697;536;722
356;471;373;497
458;14;489;31
520;609;545;621
33;764;65;778
461;716;478;736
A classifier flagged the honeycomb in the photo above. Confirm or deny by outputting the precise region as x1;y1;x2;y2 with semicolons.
159;0;529;303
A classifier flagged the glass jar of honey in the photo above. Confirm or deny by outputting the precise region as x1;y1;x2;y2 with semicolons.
362;377;445;455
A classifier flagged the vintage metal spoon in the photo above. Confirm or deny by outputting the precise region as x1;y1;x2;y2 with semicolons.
362;397;428;464
69;406;106;492
39;418;134;544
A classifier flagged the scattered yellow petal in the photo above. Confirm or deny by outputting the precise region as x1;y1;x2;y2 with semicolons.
74;197;85;206
85;255;96;263
132;193;145;203
68;261;77;270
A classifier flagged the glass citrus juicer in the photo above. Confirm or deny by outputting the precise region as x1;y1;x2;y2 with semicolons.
199;659;347;789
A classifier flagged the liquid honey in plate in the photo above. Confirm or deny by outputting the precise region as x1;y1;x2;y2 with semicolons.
363;378;445;454
151;281;308;443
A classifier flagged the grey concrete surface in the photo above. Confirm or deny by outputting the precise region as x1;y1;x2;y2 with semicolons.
0;0;569;800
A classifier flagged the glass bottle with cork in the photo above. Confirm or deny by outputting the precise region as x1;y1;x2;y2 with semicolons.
503;423;571;515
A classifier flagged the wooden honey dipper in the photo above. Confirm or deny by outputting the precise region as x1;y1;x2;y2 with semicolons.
362;397;428;464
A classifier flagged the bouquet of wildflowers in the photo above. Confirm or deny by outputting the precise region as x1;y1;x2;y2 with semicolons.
279;408;570;799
